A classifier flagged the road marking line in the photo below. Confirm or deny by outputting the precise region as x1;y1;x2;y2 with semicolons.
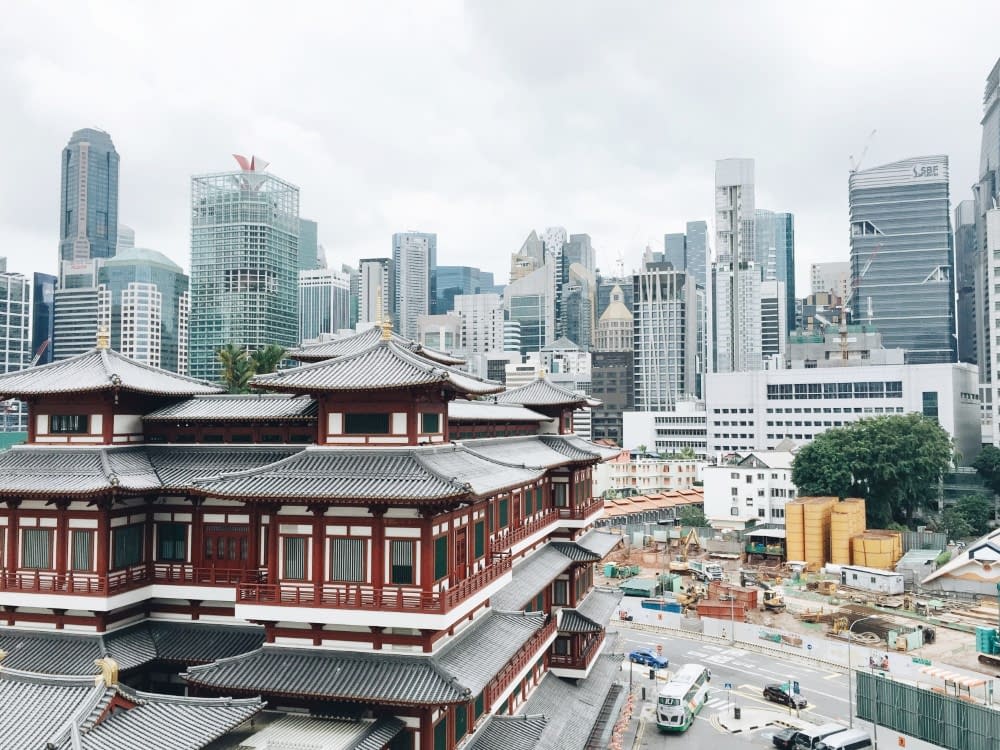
824;672;844;680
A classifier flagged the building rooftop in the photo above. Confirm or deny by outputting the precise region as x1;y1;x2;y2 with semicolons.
448;400;552;423
494;376;600;408
143;394;318;422
288;325;465;366
0;347;222;398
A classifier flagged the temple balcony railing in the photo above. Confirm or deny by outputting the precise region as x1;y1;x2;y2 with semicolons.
0;564;258;597
489;508;558;554
484;616;558;709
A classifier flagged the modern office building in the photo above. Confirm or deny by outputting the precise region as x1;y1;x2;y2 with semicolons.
955;200;977;365
596;275;633;319
633;265;699;409
392;231;436;340
97;247;190;372
685;220;709;290
760;280;787;364
591;286;634;445
704;363;980;461
0;260;32;430
984;209;1000;445
755;210;795;333
298;218;320;271
564;234;595;275
505;261;555;355
57;128;119;287
810;261;851;299
31;272;56;366
452;293;505;355
189;155;300;382
432;266;496;314
560;263;596;350
416;313;463;352
594;284;632;352
510;230;546;283
116;223;135;253
664;233;686;271
358;257;393;325
623;400;709;457
710;158;761;373
975;58;1000;396
52;286;110;361
298;267;351;343
849;155;956;364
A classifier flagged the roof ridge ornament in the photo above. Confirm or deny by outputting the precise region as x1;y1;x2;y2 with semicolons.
96;325;110;350
94;657;119;687
380;317;393;341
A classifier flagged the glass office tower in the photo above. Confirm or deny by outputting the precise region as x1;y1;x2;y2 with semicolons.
189;160;300;381
849;156;956;364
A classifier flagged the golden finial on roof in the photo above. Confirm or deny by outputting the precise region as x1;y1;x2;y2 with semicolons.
537;367;547;379
0;649;6;664
381;317;393;341
96;325;110;350
94;657;119;687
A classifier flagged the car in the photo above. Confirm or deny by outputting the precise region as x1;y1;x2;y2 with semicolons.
772;727;800;750
763;683;807;708
627;647;669;669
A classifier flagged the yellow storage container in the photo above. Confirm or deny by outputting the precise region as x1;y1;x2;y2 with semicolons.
785;500;805;562
830;498;866;566
801;496;835;571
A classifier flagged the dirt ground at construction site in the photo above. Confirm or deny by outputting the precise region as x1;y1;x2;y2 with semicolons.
604;543;1000;678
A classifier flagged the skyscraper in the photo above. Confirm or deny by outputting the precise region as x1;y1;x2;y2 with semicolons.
760;280;787;364
560;263;596;350
99;247;190;372
358;258;393;325
58;128;119;286
504;261;555;355
432;266;494;314
849;156;956;364
298;268;351;343
31;272;56;366
976;58;1000;392
954;200;977;364
755;209;796;333
392;232;436;340
633;266;700;409
709;158;760;373
452;293;505;355
298;218;320;271
685;220;709;290
0;260;32;431
664;233;686;271
189;155;300;381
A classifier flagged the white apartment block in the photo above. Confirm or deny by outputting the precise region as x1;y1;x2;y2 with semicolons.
702;451;797;525
452;293;504;354
602;454;700;496
119;282;162;368
177;291;190;375
704;363;981;462
359;258;392;325
622;400;709;459
0;265;32;431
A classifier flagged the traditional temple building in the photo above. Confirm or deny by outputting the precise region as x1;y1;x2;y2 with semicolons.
0;324;623;749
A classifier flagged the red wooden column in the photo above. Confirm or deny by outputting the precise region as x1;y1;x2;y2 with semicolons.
420;507;435;598
245;503;260;575
265;504;281;584
4;500;20;575
190;497;204;571
53;499;70;583
310;504;326;601
95;500;110;584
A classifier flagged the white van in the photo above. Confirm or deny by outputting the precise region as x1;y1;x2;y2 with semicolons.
793;723;847;749
815;729;873;750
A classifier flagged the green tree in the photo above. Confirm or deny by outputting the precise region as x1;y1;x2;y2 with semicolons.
250;344;287;376
677;505;707;528
972;445;1000;496
953;494;994;537
216;343;254;394
940;507;973;540
791;414;953;527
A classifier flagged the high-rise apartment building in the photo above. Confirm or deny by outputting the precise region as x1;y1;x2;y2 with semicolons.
189;156;300;381
451;293;505;355
709;158;760;373
976;58;1000;396
685;220;709;290
99;247;190;372
849;156;956;364
392;232;436;340
58;128;119;286
664;233;686;271
755;209;795;333
810;261;850;300
0;260;32;431
358;258;393;325
954;200;977;365
633;266;699;409
298;268;351;343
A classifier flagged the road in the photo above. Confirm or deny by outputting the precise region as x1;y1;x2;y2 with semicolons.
618;627;855;749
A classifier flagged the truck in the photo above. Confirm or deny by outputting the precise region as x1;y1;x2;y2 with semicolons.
689;560;724;583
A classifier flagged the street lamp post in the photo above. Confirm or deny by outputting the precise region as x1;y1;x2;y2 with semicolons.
847;615;878;729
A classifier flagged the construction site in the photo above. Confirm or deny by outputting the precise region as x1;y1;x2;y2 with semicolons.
602;495;1000;677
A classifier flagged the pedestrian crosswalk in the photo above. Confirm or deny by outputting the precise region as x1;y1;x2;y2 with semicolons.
705;697;734;711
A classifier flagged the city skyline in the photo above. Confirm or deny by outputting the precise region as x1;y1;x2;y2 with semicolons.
0;4;997;292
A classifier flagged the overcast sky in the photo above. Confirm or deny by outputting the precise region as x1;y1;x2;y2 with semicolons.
1;1;998;292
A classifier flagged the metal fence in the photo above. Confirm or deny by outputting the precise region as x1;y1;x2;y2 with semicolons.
901;529;948;552
857;671;998;750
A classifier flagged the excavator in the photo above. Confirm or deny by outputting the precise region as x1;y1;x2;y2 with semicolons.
759;582;786;613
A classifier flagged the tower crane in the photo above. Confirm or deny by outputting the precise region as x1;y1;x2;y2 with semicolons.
849;129;878;173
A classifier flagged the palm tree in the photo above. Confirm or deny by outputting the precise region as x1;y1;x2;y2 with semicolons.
216;343;253;393
249;344;287;376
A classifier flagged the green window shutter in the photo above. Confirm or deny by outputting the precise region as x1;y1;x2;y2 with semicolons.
524;489;532;516
474;522;485;559
474;693;484;718
499;499;509;528
454;704;468;742
434;717;448;750
434;536;448;580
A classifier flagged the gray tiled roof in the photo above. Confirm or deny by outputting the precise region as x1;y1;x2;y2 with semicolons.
417;445;545;497
0;622;265;676
192;447;472;501
448;400;552;423
550;541;602;563
289;326;466;366
184;647;469;706
494;377;599;408
490;545;579;611
521;641;623;750
0;347;221;398
0;669;108;749
0;445;160;497
146;445;306;490
576;530;624;558
64;685;264;750
252;340;499;396
434;611;547;695
558;609;602;634
539;434;621;461
460;436;588;470
143;394;318;422
466;715;549;750
576;587;624;628
354;717;407;750
233;714;405;750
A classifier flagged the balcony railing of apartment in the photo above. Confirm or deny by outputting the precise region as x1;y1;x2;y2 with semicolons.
235;555;513;614
0;564;258;596
557;497;603;520
484;617;558;708
549;632;605;671
489;508;558;554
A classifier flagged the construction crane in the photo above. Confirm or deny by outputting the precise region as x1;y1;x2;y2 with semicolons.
29;339;50;367
849;129;878;173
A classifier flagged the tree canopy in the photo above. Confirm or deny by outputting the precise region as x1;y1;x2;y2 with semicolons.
791;414;953;527
677;505;708;528
215;343;288;393
972;445;1000;496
